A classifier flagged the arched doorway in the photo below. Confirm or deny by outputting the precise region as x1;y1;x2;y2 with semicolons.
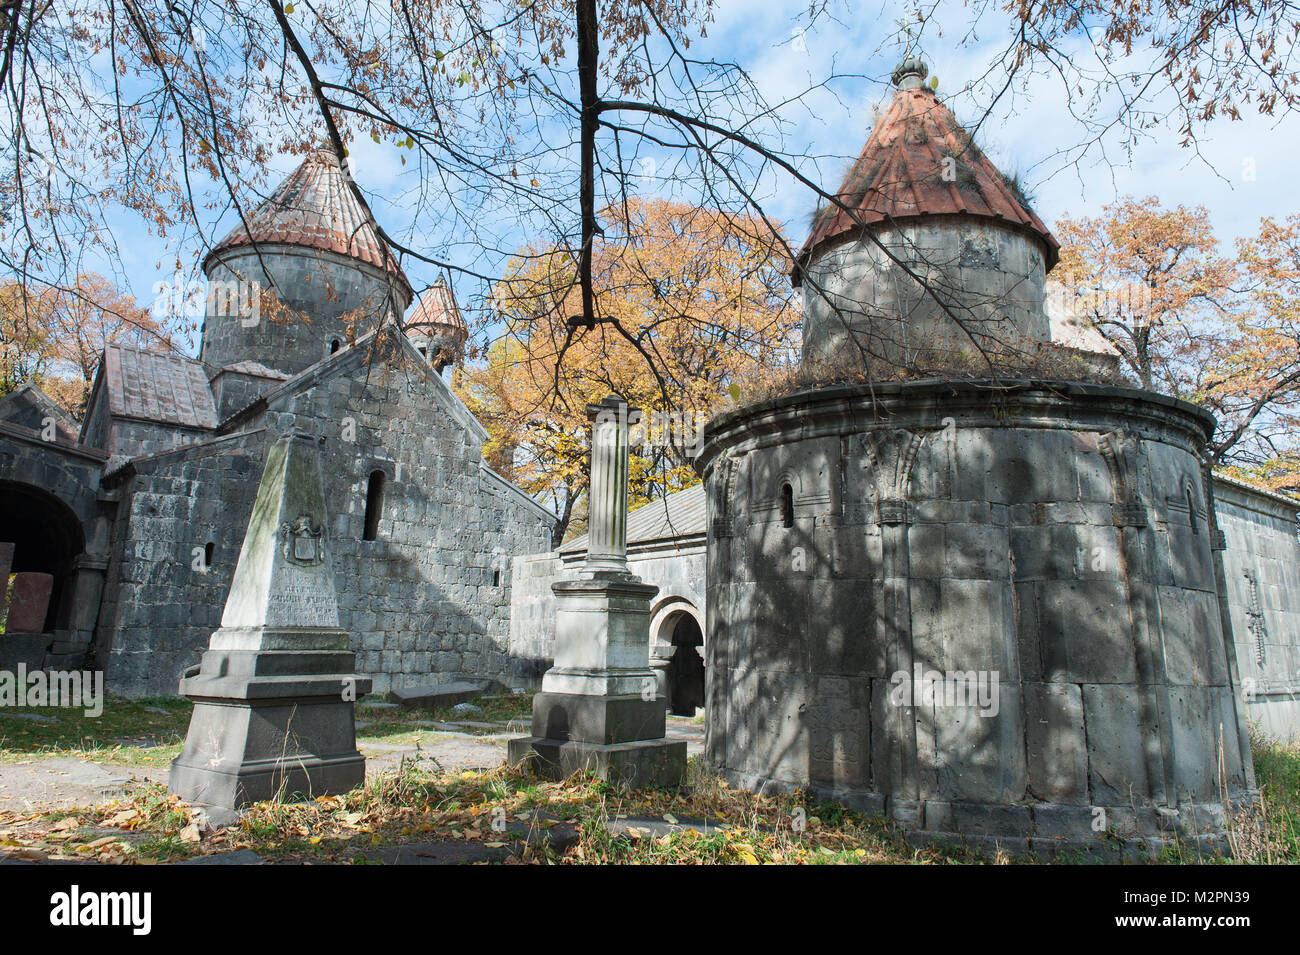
0;480;86;633
651;603;705;717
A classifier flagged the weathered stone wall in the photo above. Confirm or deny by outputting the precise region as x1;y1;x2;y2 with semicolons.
210;368;287;420
633;549;707;654
1214;476;1300;741
97;341;554;697
200;246;411;378
801;217;1050;369
508;544;707;687
0;387;78;440
0;426;107;539
104;419;213;460
699;380;1252;853
95;431;266;694
508;551;564;686
0;423;114;662
79;388;110;450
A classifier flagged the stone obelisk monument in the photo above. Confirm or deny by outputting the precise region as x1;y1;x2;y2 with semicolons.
169;431;370;815
509;396;686;786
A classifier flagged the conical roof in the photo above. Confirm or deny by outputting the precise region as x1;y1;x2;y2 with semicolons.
794;58;1059;285
405;277;468;338
203;149;412;298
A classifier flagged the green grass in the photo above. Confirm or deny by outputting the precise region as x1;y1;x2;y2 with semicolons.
0;698;1297;865
0;692;533;766
1244;730;1299;860
0;696;191;766
355;693;533;743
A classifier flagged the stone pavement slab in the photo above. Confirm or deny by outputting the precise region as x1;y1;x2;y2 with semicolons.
0;758;167;811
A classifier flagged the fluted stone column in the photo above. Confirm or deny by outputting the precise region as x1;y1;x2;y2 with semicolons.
584;396;632;576
508;395;686;786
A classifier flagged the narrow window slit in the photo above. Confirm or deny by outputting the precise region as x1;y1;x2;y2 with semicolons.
363;470;385;541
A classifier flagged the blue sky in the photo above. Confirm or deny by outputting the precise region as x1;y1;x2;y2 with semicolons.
109;0;1297;354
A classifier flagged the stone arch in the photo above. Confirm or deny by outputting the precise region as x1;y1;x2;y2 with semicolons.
648;596;705;717
0;480;86;633
649;594;703;656
775;468;803;500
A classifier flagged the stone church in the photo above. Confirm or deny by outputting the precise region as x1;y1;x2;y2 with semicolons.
507;58;1300;756
1;73;1297;809
0;149;553;696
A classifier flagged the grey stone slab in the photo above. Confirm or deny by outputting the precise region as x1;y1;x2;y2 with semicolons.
1023;683;1088;805
921;683;1025;803
6;573;53;632
509;736;686;788
1081;683;1151;805
606;814;730;839
529;692;666;744
0;712;59;723
1031;579;1136;683
0;633;51;670
391;680;498;711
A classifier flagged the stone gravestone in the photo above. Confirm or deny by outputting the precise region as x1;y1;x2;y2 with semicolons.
509;397;686;786
169;431;370;816
6;572;53;633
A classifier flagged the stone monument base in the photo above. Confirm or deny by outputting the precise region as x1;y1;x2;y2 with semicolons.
508;396;686;789
528;691;667;743
508;735;686;788
0;632;51;670
169;640;370;812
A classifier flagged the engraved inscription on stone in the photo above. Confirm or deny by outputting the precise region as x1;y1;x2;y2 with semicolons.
268;580;336;620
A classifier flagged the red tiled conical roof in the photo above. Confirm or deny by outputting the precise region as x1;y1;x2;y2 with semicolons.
794;59;1059;285
405;276;468;339
203;149;412;297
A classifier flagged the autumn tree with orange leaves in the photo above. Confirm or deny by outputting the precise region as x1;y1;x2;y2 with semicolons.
456;198;798;545
1228;214;1300;489
1056;197;1300;491
0;273;174;416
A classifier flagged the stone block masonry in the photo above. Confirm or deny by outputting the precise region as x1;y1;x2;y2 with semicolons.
96;337;553;697
698;379;1255;854
1215;475;1300;741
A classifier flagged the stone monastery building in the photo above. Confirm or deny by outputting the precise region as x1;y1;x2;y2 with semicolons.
0;75;1297;773
0;150;553;696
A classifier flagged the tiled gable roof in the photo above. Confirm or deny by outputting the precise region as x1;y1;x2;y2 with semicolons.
102;345;219;429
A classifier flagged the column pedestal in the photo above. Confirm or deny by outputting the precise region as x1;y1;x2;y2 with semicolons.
508;575;686;786
168;626;371;812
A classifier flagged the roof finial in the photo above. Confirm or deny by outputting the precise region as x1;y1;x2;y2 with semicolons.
891;54;929;90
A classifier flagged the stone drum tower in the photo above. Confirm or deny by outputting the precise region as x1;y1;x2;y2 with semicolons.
799;56;1057;373
200;149;414;379
697;58;1255;855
